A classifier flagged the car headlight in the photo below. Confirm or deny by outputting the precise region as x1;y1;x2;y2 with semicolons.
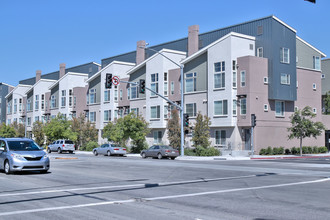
43;154;49;159
11;153;25;160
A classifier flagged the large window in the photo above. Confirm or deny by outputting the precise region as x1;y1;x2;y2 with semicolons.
89;112;96;122
281;73;290;85
104;89;110;102
129;85;138;99
7;102;11;114
104;110;111;122
275;101;285;117
27;99;32;111
51;96;56;109
14;99;17;114
89;89;96;104
185;103;197;117
214;100;228;116
215;130;226;147
35;95;39;110
240;98;246;115
150;106;160;119
233;100;237;116
313;56;320;70
280;47;290;64
61;90;66;107
214;62;225;89
185;72;197;93
151;73;159;96
153;131;162;144
241;71;246;87
257;47;263;57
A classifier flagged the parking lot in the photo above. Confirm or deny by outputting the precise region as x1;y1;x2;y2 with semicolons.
1;153;330;220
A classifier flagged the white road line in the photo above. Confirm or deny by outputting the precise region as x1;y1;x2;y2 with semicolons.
0;177;328;217
0;174;257;197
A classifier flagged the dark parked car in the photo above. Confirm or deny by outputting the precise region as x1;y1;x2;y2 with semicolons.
141;145;179;160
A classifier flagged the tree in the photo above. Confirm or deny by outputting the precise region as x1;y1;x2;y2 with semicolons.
192;112;211;148
0;123;16;138
167;109;181;150
102;112;150;152
288;106;325;156
323;91;330;115
71;114;98;150
44;114;77;144
32;121;45;146
11;121;25;137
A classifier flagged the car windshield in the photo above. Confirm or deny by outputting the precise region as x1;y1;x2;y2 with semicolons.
65;140;74;144
7;141;42;151
160;145;172;149
111;144;120;148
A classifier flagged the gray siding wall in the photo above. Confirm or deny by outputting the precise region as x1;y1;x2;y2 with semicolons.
89;75;101;104
297;39;323;70
50;85;59;109
322;59;330;95
183;52;208;92
0;84;10;123
128;66;146;99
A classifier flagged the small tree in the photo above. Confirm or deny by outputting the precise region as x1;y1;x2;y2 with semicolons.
71;114;98;150
32;121;45;146
288;106;325;156
0;123;16;138
44;114;77;144
11;121;25;137
323;91;330;115
167;109;181;150
192;112;211;148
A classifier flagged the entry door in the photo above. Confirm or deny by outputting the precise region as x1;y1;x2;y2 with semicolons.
244;129;251;150
325;130;330;151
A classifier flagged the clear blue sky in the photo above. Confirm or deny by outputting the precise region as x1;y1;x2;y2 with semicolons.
1;0;329;86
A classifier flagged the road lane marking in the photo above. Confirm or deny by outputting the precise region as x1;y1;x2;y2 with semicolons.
0;177;328;217
0;174;257;197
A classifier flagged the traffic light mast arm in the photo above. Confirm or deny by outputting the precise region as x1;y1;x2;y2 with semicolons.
120;80;182;110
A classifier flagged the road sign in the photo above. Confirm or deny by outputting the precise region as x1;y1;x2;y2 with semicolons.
112;76;120;86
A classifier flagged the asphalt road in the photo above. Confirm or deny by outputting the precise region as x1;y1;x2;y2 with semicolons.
1;153;330;220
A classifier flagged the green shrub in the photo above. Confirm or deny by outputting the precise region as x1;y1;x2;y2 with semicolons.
307;146;313;154
266;146;273;155
195;146;220;156
184;148;196;156
259;148;266;155
130;141;148;153
312;146;319;154
285;149;291;155
272;147;278;155
278;147;284;155
291;147;298;155
319;146;328;154
81;141;98;151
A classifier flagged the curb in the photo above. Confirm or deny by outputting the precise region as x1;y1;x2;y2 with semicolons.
251;155;330;160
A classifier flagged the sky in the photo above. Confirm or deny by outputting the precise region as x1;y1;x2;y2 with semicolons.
0;0;329;86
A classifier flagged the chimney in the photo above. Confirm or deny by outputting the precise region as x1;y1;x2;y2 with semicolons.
188;25;199;56
136;40;146;65
36;70;42;82
60;63;66;78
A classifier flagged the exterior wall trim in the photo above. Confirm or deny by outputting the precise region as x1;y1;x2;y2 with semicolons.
49;72;88;90
297;66;322;73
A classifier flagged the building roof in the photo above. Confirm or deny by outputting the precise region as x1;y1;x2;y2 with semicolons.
25;79;57;95
49;72;89;90
5;84;32;99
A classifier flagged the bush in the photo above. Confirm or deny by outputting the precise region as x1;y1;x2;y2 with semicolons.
259;148;266;155
195;146;220;156
80;141;98;151
184;148;196;156
130;141;148;153
285;148;291;155
278;147;284;155
272;147;278;155
313;146;319;154
265;146;273;155
319;146;328;154
302;146;308;154
307;146;313;154
291;147;298;155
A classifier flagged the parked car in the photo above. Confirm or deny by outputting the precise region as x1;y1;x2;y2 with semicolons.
47;139;75;154
93;143;126;156
141;145;179;160
0;137;50;174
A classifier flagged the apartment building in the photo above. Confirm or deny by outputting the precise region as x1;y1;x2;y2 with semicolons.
0;83;14;124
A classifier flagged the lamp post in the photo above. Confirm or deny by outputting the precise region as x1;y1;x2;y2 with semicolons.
139;45;185;156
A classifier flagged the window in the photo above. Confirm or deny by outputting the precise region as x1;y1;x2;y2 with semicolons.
164;105;168;119
295;106;299;112
215;130;226;147
275;101;285;117
151;73;159;96
313;108;317;113
240;98;246;115
214;62;225;89
185;103;197;117
27;117;31;126
264;104;269;112
281;74;290;85
114;110;118;119
153;131;162;144
233;72;237;88
129;85;138;99
35;116;39;122
185;72;197;93
69;90;73;107
241;71;246;87
280;47;290;64
35;95;39;110
313;83;316;90
104;110;111;122
313;56;320;70
120;90;123;101
7;119;11;125
27;99;32;111
257;25;263;35
150;106;160;119
114;86;118;102
14;99;17;114
89;89;96;104
322;74;325;79
131;108;139;116
232;60;236;71
164;72;168;96
127;88;130;100
233;100;237;116
41;95;44;110
257;47;263;58
264;77;268;84
18;98;22;112
250;44;254;50
89;112;96;122
171;82;174;95
7;102;11;114
214;100;228;116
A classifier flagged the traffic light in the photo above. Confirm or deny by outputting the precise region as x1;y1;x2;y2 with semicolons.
183;113;189;127
139;79;145;94
105;73;112;89
251;114;257;127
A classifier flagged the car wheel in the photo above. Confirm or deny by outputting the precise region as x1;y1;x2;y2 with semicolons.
40;170;48;174
57;148;62;154
170;157;176;160
4;160;11;175
107;151;111;157
141;153;146;159
47;148;51;153
69;151;73;154
157;153;163;159
93;150;98;156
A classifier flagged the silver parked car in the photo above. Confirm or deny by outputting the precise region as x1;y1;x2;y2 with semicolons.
93;143;126;156
141;145;179;160
0;138;50;174
47;139;75;154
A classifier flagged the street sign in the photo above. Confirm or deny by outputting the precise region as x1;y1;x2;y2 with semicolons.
112;76;120;86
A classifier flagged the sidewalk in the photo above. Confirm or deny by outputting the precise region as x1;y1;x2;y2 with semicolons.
251;153;330;160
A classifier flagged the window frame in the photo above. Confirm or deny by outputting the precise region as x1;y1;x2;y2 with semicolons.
280;47;290;64
214;100;228;116
185;72;197;93
275;101;285;117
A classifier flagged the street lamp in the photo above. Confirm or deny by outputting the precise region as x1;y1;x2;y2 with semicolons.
139;45;185;156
